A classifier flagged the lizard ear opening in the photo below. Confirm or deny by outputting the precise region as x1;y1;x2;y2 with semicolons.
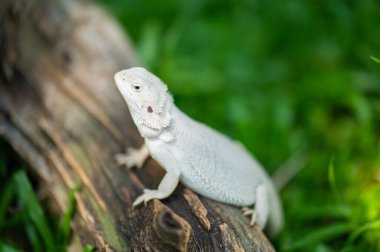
147;106;153;113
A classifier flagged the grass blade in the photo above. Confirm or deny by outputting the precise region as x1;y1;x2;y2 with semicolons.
59;181;80;246
370;55;380;64
348;219;380;243
25;224;43;252
328;156;336;191
285;223;352;250
12;170;58;252
0;241;23;252
0;181;14;229
82;245;95;252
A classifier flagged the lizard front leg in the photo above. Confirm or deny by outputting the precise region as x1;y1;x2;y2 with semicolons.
133;155;180;207
115;144;150;169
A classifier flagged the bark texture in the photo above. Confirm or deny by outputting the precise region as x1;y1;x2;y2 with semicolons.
0;0;275;251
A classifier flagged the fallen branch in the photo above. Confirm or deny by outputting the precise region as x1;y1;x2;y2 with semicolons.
0;0;274;250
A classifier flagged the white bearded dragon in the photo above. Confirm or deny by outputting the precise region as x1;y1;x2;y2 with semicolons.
114;67;283;236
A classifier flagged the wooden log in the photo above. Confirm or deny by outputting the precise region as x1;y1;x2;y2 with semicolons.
0;0;275;251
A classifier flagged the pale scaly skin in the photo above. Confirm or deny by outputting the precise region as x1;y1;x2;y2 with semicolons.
114;67;283;236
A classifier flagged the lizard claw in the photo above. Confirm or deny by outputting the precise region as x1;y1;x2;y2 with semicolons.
242;207;254;216
241;207;257;226
250;211;257;226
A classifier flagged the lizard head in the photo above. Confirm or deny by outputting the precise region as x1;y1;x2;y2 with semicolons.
114;67;172;130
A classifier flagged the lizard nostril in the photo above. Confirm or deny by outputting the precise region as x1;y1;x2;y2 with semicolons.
147;106;153;113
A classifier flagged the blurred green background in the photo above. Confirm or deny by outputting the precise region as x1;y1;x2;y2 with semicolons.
1;0;380;251
100;0;380;250
101;0;380;251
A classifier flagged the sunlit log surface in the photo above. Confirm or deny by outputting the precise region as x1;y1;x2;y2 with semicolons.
0;0;274;250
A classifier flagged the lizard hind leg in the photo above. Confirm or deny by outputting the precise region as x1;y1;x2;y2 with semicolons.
241;183;269;230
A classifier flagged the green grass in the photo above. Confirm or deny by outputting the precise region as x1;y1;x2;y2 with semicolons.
0;141;87;251
1;0;380;251
98;0;380;250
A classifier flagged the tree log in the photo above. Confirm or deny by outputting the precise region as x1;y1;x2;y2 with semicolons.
0;0;275;251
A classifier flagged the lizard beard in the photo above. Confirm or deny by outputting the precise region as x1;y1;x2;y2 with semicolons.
132;93;172;130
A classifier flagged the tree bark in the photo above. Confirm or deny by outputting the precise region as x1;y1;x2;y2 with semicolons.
0;0;275;251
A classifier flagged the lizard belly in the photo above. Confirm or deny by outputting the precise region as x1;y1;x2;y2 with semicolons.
179;163;258;206
172;119;270;206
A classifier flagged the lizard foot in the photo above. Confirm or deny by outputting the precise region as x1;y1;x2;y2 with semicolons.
241;207;257;226
132;189;165;207
115;147;147;169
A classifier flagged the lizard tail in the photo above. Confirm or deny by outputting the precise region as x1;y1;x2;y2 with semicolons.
266;149;308;236
272;149;308;191
267;187;284;237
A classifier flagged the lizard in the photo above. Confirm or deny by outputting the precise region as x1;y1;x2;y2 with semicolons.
114;67;284;237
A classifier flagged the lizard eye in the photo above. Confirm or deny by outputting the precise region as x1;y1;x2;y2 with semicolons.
132;83;141;91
